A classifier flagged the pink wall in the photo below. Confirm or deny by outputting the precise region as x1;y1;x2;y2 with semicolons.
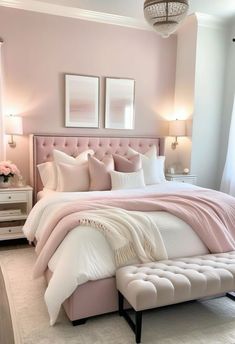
0;7;177;182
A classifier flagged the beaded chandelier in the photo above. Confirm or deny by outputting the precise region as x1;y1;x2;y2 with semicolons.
144;0;189;38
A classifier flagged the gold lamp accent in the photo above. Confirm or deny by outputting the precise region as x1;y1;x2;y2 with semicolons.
144;0;189;38
5;115;23;148
169;119;186;150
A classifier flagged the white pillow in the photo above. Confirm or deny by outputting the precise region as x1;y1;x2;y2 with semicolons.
127;145;166;185
53;149;94;166
56;163;90;192
53;149;94;191
110;170;145;190
128;145;157;159
142;156;166;185
154;156;166;182
37;162;57;190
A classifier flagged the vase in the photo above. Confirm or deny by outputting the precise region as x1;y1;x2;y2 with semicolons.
0;176;12;188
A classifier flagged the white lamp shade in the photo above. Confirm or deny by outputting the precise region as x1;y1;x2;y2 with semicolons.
169;120;186;137
5;115;23;135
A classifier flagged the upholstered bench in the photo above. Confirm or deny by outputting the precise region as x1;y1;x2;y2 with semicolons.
116;252;235;343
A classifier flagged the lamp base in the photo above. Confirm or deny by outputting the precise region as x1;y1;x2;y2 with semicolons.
171;141;178;150
8;142;16;148
8;135;16;148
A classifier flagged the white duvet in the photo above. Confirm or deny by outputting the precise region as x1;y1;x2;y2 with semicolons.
23;182;209;325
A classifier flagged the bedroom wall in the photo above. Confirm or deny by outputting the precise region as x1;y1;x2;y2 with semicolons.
0;42;4;161
166;14;229;189
191;18;228;189
0;6;177;183
165;15;198;173
217;22;235;186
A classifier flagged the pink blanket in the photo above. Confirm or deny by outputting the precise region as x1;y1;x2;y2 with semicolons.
33;189;235;278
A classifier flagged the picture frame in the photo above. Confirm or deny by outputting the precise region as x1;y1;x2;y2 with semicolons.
65;74;99;128
105;77;135;130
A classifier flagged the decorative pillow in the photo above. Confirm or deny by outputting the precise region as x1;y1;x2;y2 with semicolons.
113;154;141;173
110;170;145;190
53;149;94;191
155;156;166;182
127;144;157;159
53;149;94;166
56;163;90;192
37;162;57;190
142;156;166;185
127;145;166;185
88;155;114;191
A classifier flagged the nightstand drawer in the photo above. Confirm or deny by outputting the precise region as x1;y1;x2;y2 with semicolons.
173;177;196;184
0;226;22;235
0;192;27;203
165;174;197;185
0;226;24;240
0;186;32;241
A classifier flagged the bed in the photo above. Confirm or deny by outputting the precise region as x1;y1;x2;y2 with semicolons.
25;134;235;327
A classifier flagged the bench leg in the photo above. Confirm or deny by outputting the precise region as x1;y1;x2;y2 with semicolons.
118;292;143;343
226;292;235;301
135;311;142;344
118;291;124;316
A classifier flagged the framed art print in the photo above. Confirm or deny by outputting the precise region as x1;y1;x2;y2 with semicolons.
65;74;99;128
105;77;135;130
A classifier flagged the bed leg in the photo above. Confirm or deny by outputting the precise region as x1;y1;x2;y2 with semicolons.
72;318;87;326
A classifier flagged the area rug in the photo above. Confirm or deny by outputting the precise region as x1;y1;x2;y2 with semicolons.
2;248;235;344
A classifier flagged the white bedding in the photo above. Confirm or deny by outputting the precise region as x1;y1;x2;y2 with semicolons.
24;182;209;324
37;188;57;200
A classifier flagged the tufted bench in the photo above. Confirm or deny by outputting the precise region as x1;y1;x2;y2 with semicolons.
116;252;235;343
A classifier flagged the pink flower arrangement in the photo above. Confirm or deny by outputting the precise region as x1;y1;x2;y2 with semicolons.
0;161;20;182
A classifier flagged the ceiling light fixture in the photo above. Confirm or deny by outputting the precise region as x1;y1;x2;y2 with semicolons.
144;0;189;38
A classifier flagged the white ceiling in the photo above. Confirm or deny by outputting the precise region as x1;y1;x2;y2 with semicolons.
39;0;235;21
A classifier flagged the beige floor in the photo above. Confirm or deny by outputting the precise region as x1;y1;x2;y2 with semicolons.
0;240;29;344
0;267;14;344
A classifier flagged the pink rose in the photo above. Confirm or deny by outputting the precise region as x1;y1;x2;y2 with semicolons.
0;160;20;176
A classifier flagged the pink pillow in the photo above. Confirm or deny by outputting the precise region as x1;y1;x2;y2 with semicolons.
88;155;114;191
113;154;141;173
57;162;90;192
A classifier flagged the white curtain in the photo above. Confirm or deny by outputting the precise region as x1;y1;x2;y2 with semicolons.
0;40;5;161
221;95;235;196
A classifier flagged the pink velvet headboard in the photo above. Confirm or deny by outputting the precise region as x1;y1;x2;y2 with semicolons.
30;135;165;195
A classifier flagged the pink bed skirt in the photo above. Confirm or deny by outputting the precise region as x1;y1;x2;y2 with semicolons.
45;269;120;321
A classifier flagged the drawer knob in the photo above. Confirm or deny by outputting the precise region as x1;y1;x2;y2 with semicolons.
8;229;12;233
8;196;11;199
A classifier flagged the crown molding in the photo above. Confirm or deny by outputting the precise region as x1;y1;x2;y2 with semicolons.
0;0;152;31
195;12;229;30
1;1;229;33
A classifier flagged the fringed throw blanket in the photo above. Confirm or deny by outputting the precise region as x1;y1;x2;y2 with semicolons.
33;207;168;278
32;189;235;278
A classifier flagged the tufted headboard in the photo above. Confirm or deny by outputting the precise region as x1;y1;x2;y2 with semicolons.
30;134;165;195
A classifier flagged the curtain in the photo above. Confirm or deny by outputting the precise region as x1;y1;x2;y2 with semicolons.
221;95;235;196
0;40;5;161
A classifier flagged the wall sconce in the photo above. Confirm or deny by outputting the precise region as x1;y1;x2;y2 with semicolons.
169;119;186;150
5;115;23;148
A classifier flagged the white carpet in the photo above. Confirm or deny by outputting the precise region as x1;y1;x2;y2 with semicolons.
1;248;235;344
